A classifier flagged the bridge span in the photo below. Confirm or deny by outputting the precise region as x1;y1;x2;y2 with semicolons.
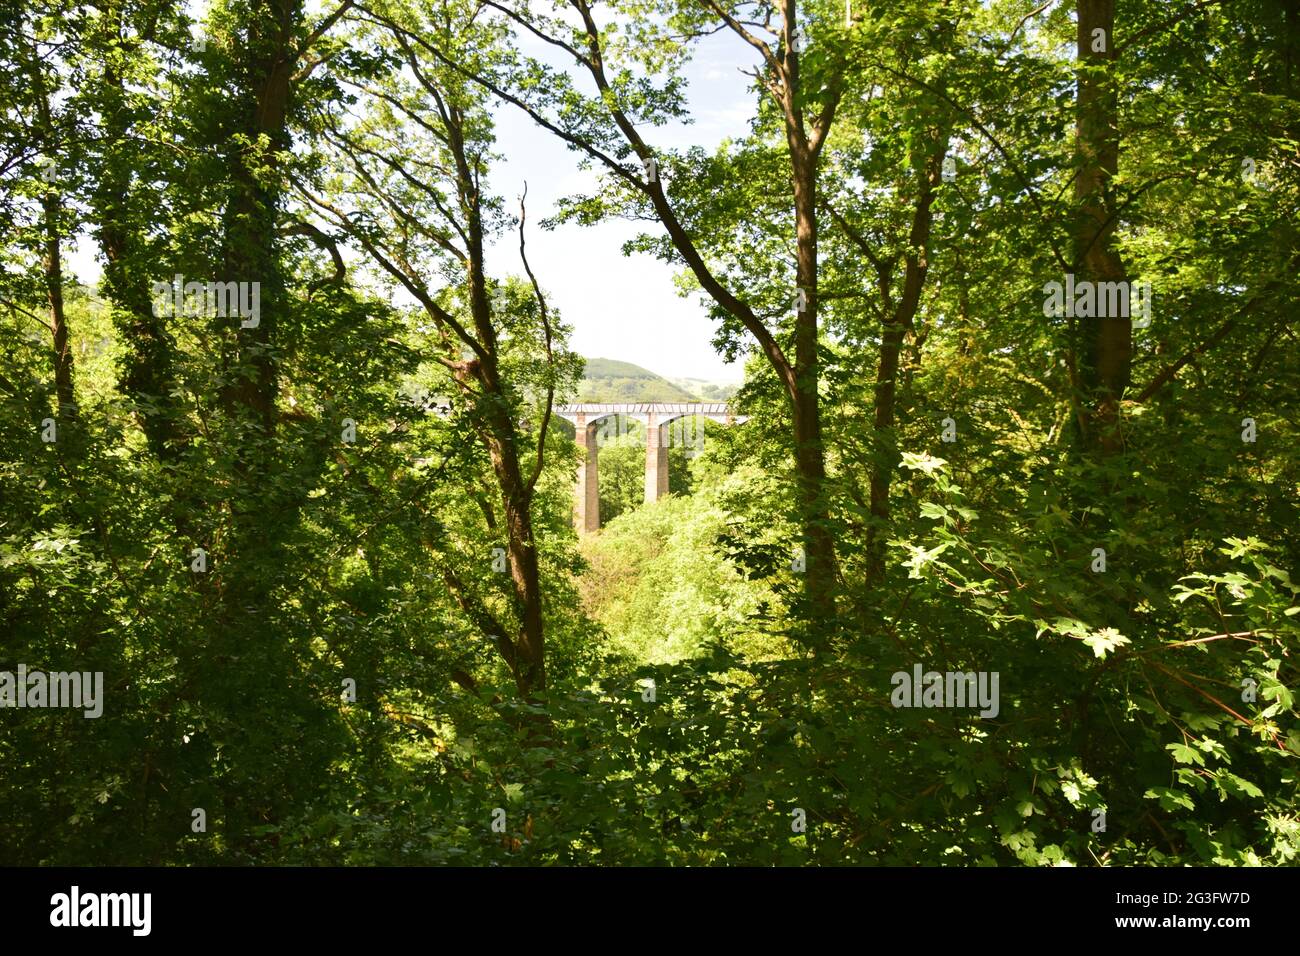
554;403;748;532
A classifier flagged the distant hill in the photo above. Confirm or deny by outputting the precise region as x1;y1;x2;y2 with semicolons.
579;358;697;402
668;377;739;401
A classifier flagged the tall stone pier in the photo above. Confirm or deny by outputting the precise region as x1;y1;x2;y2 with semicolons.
573;411;601;533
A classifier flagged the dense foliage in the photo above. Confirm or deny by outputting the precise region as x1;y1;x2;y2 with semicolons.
1;0;1297;866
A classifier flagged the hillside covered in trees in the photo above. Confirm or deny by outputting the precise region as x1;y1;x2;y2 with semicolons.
1;0;1297;869
578;357;697;402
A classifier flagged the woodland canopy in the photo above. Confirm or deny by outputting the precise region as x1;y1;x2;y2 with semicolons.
1;0;1297;866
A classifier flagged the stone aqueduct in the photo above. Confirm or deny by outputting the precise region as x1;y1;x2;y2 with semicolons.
554;403;748;531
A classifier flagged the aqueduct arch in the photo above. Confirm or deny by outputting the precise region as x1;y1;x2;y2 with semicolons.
555;403;747;532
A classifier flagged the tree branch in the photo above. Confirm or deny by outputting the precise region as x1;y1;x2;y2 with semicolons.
517;185;555;497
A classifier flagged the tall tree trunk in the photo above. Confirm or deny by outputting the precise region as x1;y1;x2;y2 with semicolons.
866;312;905;577
213;0;301;629
41;191;75;420
91;1;187;457
218;0;300;433
25;23;76;422
1075;0;1129;454
482;393;547;697
457;117;548;698
205;0;305;849
789;139;837;623
865;144;943;580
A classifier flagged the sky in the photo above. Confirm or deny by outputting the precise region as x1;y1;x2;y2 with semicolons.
65;13;761;384
479;28;758;382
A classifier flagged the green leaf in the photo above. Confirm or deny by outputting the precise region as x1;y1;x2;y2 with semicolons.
1144;787;1195;812
1167;743;1205;766
1081;627;1130;659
